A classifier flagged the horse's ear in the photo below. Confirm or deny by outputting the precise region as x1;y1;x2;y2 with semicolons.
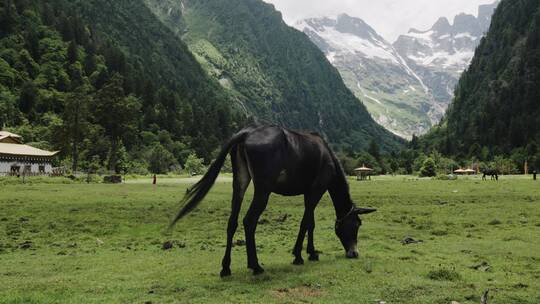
354;208;377;215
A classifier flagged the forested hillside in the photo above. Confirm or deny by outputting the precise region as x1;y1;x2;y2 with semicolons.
0;0;243;173
144;0;403;152
421;0;540;159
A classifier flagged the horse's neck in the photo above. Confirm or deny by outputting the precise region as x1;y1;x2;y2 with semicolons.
328;172;353;218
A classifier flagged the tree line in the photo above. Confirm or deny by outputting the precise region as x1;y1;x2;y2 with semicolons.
0;0;243;175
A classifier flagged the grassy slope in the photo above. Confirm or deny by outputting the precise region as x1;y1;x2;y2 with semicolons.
144;0;403;152
1;177;539;303
337;62;434;139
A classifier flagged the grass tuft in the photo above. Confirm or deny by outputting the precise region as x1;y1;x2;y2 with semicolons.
427;268;462;281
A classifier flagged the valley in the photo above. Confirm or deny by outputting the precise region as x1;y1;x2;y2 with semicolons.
296;2;499;138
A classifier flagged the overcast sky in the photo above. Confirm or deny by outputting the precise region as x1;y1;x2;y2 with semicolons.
263;0;497;41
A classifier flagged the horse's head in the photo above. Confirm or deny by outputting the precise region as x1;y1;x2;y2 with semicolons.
335;207;377;258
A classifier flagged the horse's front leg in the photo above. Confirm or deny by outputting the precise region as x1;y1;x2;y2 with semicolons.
292;193;323;264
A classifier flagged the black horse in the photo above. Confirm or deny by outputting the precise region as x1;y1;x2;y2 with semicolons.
482;169;499;181
170;125;377;276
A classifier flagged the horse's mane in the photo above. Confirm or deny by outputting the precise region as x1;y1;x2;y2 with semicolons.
320;138;350;192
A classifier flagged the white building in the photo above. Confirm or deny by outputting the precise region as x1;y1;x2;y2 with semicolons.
0;131;58;175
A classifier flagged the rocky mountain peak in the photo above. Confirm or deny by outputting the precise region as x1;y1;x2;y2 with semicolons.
297;1;499;139
452;13;482;36
431;17;452;34
333;14;384;41
478;1;500;28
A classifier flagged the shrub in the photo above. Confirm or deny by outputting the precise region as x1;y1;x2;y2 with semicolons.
434;174;457;180
184;153;206;176
488;219;502;225
148;144;178;174
427;268;462;281
420;158;437;177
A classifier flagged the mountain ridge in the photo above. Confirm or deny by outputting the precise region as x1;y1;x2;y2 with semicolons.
421;0;540;157
144;0;403;151
296;2;499;138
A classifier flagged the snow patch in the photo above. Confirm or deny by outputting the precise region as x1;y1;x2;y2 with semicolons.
304;25;401;64
454;32;477;40
326;51;337;64
403;30;435;47
358;84;383;105
409;49;475;70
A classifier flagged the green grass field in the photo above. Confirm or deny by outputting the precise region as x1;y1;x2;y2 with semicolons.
1;176;539;303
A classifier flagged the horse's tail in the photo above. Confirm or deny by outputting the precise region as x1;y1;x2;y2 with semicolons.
169;130;251;229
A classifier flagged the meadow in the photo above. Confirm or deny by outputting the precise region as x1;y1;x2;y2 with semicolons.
0;176;539;303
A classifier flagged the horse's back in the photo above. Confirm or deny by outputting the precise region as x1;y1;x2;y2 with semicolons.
241;125;333;195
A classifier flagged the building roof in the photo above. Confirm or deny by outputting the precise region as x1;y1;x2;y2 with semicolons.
0;131;22;138
0;142;58;157
354;165;374;172
0;131;23;144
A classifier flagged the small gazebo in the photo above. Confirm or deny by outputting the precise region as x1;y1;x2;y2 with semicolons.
354;165;373;181
453;169;466;175
464;168;476;175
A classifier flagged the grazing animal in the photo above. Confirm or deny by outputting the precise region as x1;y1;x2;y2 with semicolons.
170;125;377;276
482;169;499;181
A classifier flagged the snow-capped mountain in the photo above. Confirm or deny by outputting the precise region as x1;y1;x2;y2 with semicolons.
296;2;499;138
393;2;499;107
296;14;433;138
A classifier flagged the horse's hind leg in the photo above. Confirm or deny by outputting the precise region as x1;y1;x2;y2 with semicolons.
243;188;270;275
220;147;250;277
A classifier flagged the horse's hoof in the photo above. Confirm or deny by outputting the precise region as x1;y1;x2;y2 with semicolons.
292;257;304;265
252;266;265;275
220;268;231;277
308;253;319;261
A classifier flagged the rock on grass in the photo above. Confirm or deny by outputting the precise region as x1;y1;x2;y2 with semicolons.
19;241;33;250
162;240;186;250
162;241;173;250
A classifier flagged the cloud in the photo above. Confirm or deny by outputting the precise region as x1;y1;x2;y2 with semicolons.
264;0;497;41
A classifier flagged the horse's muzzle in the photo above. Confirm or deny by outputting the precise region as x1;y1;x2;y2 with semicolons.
346;250;359;258
346;244;359;259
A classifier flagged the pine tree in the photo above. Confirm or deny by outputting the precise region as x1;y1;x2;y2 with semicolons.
67;40;78;64
94;74;140;172
63;86;90;172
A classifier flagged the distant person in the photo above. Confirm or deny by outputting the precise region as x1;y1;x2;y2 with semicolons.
153;174;157;185
533;170;537;181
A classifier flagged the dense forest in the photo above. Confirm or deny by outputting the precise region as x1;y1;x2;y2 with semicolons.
6;0;538;177
0;0;405;176
419;0;540;171
338;0;540;177
145;0;403;152
0;0;244;174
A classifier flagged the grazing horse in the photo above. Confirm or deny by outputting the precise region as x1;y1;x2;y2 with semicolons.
482;169;499;181
170;125;377;276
